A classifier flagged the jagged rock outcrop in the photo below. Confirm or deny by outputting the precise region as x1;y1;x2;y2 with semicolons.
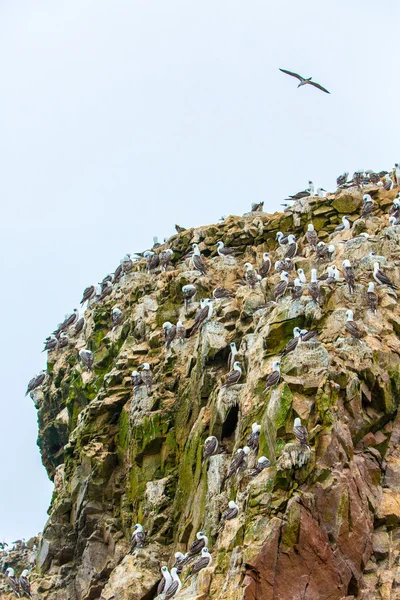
3;182;400;600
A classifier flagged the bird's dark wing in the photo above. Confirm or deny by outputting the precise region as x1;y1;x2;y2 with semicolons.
203;437;218;460
191;556;211;574
157;578;166;595
188;537;205;556
165;580;179;600
228;451;244;476
377;270;397;288
279;68;304;82
346;321;361;339
308;80;330;94
223;370;241;387
281;337;299;356
264;370;280;390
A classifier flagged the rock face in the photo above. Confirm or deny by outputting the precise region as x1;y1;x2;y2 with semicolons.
3;184;400;599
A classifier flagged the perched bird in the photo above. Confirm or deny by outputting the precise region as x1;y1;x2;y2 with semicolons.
163;322;177;349
213;286;235;301
264;361;281;391
226;447;251;481
222;361;242;387
284;234;298;259
131;370;143;390
300;329;318;342
395;163;400;187
247;423;261;451
249;456;271;476
57;332;69;349
306;223;318;248
140;363;153;392
259;253;271;279
79;349;94;371
176;320;186;342
19;570;32;599
279;68;330;94
334;216;351;233
276;231;289;246
281;327;302;356
342;259;356;294
5;568;20;598
191;244;207;276
43;334;58;352
297;268;307;284
275;259;292;273
157;566;173;596
112;306;124;328
293;418;309;446
160;248;174;271
291;278;303;301
366;282;378;313
130;524;145;552
173;552;190;573
163;568;182;600
187;531;208;558
251;202;264;212
218;501;239;531
187;298;213;336
175;224;187;233
144;251;160;274
74;316;85;336
362;194;374;219
202;436;218;464
25;370;47;396
113;263;123;283
216;240;239;258
315;241;328;260
244;262;261;289
373;262;398;289
345;309;362;339
97;281;113;302
227;342;238;371
274;272;290;301
182;284;197;311
100;273;114;289
336;172;349;187
80;285;96;305
316;187;326;197
184;548;212;582
308;269;321;304
383;174;394;191
55;309;79;335
389;216;400;226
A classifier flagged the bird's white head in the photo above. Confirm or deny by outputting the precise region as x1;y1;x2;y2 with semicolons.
317;241;325;248
170;567;179;578
328;244;335;253
228;500;237;508
233;361;241;370
197;531;205;539
166;249;174;255
177;320;184;327
368;282;375;292
182;284;195;292
307;224;314;232
216;241;224;248
243;446;251;455
163;321;172;330
294;417;301;427
273;360;281;370
6;568;14;576
141;363;151;371
132;370;139;377
192;243;200;254
346;309;354;320
252;422;261;433
133;523;143;532
175;551;184;559
21;570;29;577
258;456;268;464
143;251;152;258
294;278;301;286
276;231;283;240
297;268;304;274
288;234;296;243
363;194;373;203
263;252;269;260
161;566;169;573
281;271;290;280
244;262;253;271
342;259;351;268
389;216;397;225
230;342;237;350
293;327;301;336
202;547;209;554
373;262;380;272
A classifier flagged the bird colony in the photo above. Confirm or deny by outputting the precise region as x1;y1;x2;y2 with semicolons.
13;165;400;599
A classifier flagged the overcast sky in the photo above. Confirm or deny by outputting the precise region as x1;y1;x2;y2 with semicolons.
0;0;398;543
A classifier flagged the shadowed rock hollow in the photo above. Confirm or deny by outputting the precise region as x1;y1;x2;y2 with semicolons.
3;180;400;600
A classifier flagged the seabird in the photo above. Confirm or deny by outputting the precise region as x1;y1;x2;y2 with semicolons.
79;348;94;371
395;163;400;187
184;548;212;582
187;298;213;336
276;231;289;246
202;436;218;464
227;342;238;371
19;570;32;599
293;418;309;446
328;244;336;260
264;361;281;391
322;265;336;285
383;174;394;191
281;327;302;356
336;172;349;187
308;269;321;304
160;249;174;271
275;259;292;273
222;361;242;387
366;282;378;313
389;216;400;226
5;568;20;598
247;423;261;451
157;566;172;596
259;253;271;279
284;234;298;259
316;241;329;260
226;447;251;481
244;262;261;289
130;524;145;552
112;306;123;328
334;216;351;233
342;259;356;294
251;201;264;212
389;198;400;218
55;309;79;335
97;281;113;302
57;332;69;349
216;240;239;258
191;244;207;276
163;322;177;349
121;254;133;273
187;531;208;558
162;568;182;600
144;251;160;274
279;68;330;94
175;224;186;233
80;285;96;305
306;223;318;248
316;187;326;197
345;309;362;339
173;552;190;573
274;272;290;301
362;194;374;218
218;501;239;531
101;273;114;288
43;334;58;352
25;370;47;396
74;316;85;336
373;262;398;289
249;456;271;476
140;363;153;392
176;320;186;342
300;329;318;342
131;370;143;390
213;286;235;301
297;268;306;284
113;263;123;283
291;278;303;301
182;284;197;311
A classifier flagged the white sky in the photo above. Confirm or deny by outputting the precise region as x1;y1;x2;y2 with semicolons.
0;0;398;543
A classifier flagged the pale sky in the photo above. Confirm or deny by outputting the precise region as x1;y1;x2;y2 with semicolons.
0;0;398;543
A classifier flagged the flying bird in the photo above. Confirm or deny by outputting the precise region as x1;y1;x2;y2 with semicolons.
130;524;145;552
279;68;330;94
222;361;242;387
249;456;271;476
202;436;218;464
264;361;281;391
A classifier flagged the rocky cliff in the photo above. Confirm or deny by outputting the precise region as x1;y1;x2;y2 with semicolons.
3;180;400;600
